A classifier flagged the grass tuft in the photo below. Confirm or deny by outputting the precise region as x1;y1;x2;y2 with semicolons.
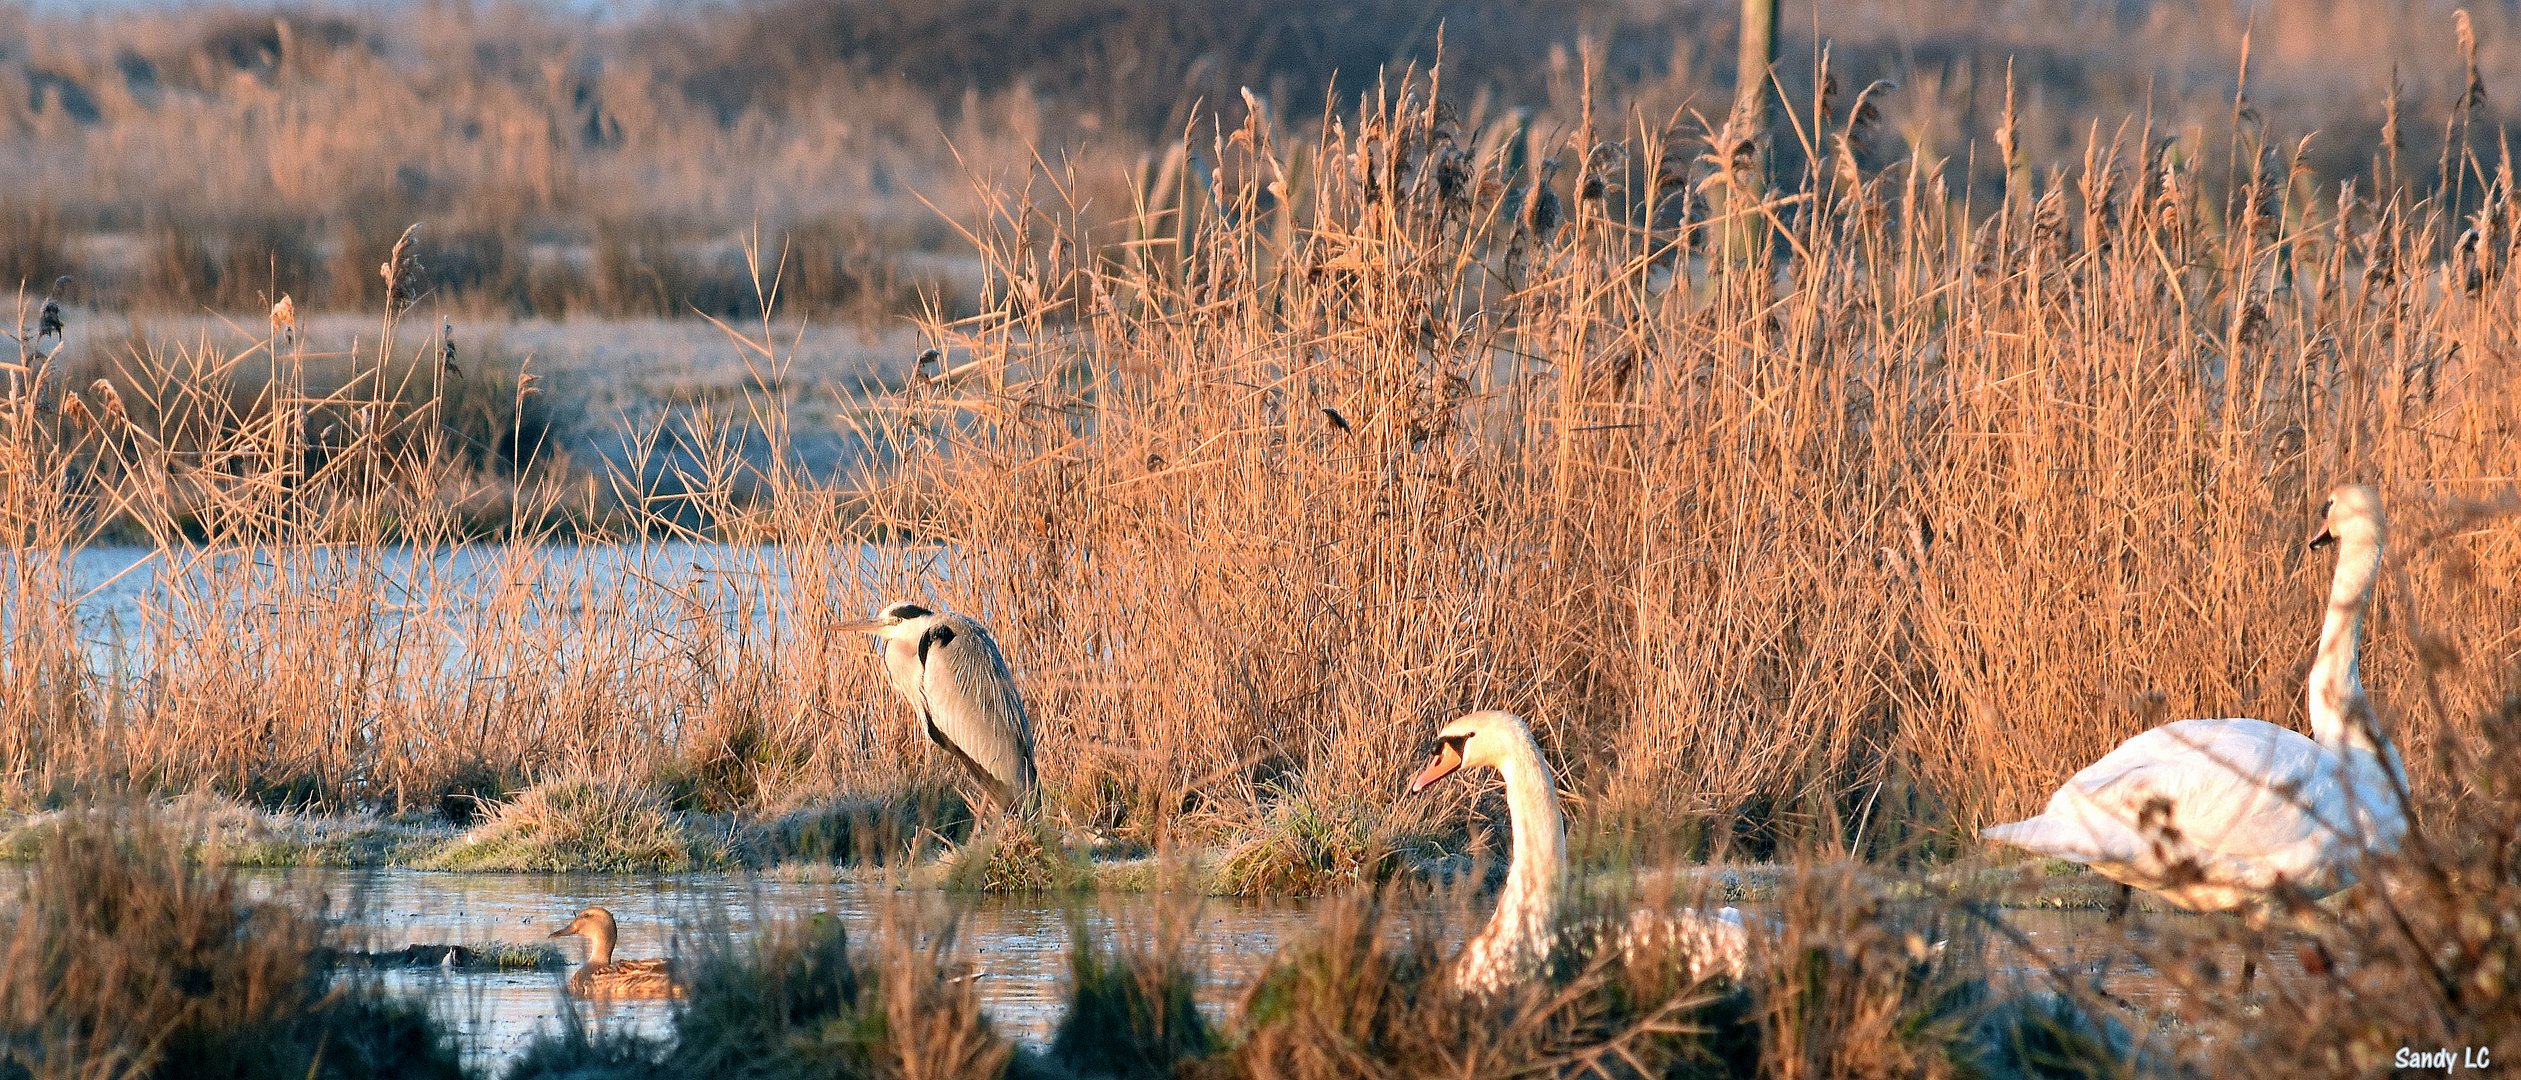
936;819;1092;895
426;776;731;873
0;806;468;1080
1046;904;1214;1080
514;907;1020;1080
1212;797;1402;898
737;784;974;866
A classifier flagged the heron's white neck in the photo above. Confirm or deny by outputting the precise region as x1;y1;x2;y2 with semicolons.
2307;529;2384;754
1463;732;1566;989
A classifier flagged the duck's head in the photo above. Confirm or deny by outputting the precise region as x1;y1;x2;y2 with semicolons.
837;601;941;643
1408;710;1534;794
551;906;619;944
2308;485;2386;550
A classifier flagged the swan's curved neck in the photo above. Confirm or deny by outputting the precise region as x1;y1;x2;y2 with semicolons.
1476;734;1566;974
2307;530;2384;753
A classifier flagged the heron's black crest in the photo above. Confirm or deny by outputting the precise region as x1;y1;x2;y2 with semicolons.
917;622;956;664
883;602;933;621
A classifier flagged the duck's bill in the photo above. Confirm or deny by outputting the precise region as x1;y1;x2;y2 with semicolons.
1408;743;1464;793
549;925;573;939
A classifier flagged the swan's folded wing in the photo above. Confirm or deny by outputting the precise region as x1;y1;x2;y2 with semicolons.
2056;718;2340;863
1981;811;2140;864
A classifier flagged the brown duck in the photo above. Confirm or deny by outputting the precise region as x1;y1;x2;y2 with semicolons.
550;906;682;1000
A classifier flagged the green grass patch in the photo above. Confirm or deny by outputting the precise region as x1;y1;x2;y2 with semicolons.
424;776;732;873
1211;797;1403;897
933;818;1092;894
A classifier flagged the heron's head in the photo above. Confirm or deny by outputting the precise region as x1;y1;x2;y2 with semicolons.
1408;710;1532;794
839;601;938;641
550;906;618;943
2308;484;2385;551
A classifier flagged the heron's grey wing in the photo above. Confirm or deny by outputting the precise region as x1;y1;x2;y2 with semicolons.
916;617;1038;806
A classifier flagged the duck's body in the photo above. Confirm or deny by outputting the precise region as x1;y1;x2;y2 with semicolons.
1410;711;1747;993
567;957;681;1000
551;906;683;1001
1982;485;2408;912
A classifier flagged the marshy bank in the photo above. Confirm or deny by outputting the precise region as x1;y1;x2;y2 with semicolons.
5;801;2513;1079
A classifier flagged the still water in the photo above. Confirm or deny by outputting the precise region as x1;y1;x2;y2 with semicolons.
256;869;1317;1069
243;869;2208;1072
37;542;932;679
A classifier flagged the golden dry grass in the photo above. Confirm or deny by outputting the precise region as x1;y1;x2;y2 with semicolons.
0;28;2516;891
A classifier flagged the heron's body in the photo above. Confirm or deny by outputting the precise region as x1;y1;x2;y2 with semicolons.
1411;711;1745;993
1983;485;2407;912
551;907;682;1001
851;603;1039;814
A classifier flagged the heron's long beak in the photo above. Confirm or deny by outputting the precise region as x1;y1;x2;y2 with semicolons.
834;618;887;633
1408;742;1464;794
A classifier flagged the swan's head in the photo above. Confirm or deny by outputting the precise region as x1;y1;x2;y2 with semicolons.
551;906;619;945
1409;710;1534;793
837;601;940;643
2308;485;2385;550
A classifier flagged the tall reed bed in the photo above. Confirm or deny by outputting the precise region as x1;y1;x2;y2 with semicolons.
854;58;2521;861
2;43;2517;878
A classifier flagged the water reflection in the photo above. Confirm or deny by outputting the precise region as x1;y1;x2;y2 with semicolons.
253;869;1316;1069
240;867;2258;1072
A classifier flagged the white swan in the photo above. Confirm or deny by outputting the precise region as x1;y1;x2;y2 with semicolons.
1982;484;2409;912
1409;710;1747;993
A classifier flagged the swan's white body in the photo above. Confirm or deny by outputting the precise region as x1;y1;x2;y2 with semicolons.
1411;711;1747;993
1982;486;2408;912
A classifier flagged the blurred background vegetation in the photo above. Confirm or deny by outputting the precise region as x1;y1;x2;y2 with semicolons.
3;0;2512;324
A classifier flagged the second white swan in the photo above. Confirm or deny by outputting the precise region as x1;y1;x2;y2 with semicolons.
1981;484;2409;912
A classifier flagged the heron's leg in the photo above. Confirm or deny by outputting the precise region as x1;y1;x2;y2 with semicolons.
2239;954;2258;992
2106;883;2133;923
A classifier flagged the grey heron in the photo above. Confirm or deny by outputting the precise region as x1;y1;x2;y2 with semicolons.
839;601;1039;815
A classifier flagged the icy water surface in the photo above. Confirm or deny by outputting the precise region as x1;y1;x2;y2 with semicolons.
252;868;1318;1069
240;868;2244;1072
43;541;934;677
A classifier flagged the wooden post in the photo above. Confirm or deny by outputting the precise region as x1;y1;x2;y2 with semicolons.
1734;0;1780;129
1721;0;1781;266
